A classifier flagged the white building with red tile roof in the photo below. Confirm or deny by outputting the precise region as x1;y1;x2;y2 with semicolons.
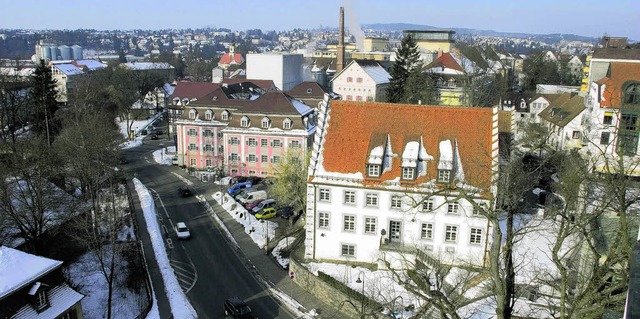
217;44;245;69
305;100;499;268
331;60;390;102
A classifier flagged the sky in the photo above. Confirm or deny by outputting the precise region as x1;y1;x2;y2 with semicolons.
1;0;638;40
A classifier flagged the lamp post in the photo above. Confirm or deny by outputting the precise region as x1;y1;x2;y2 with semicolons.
355;272;365;319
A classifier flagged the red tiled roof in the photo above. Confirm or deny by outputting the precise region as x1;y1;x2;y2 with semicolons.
319;101;496;191
218;53;245;65
427;53;464;72
170;81;219;100
599;62;640;108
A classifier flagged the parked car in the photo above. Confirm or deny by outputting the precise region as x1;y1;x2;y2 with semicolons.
255;207;277;220
223;297;255;319
175;222;191;239
251;199;276;215
231;188;254;201
276;206;295;219
179;186;193;197
150;134;159;140
227;181;252;195
156;129;164;135
140;129;148;136
237;190;267;206
245;198;265;211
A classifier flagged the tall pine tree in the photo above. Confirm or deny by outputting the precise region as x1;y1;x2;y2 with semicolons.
387;34;421;103
29;59;58;145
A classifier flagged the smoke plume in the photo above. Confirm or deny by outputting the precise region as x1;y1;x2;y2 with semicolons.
343;0;365;51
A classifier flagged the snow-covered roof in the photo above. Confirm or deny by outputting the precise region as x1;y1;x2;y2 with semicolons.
402;141;419;167
369;145;384;165
290;98;313;115
438;140;453;170
54;63;83;76
73;59;106;71
12;283;84;319
123;62;174;70
359;61;391;84
0;246;63;299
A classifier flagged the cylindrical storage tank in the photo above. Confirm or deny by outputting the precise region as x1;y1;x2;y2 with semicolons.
58;45;72;60
311;66;327;88
44;46;55;61
71;45;83;60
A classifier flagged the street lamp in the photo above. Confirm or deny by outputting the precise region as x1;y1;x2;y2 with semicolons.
355;272;366;319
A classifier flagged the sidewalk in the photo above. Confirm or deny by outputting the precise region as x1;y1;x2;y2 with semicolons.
184;171;339;318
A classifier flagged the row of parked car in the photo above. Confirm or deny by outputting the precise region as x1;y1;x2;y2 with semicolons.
227;181;294;220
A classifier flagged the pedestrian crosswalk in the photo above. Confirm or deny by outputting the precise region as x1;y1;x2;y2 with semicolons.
169;259;197;293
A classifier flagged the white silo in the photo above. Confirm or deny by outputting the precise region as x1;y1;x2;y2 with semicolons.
58;45;72;60
71;45;83;60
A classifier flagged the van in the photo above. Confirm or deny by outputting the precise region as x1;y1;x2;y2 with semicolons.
238;190;267;205
251;198;276;214
227;181;252;195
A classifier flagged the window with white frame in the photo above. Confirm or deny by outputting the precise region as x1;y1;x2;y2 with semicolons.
422;199;434;211
188;128;197;136
438;169;451;182
344;191;355;204
189;109;196;119
445;225;458;242
248;154;257;162
203;129;213;137
283;118;293;129
261;155;268;163
222;111;229;121
341;244;355;257
247;138;258;146
402;167;415;180
470;228;483;245
230;153;239;162
318;212;330;228
205;159;212;167
447;202;459;214
261;139;268;147
261;117;270;128
290;140;301;148
190;158;196;166
367;164;380;177
204;144;212;152
271;156;281;163
364;217;377;234
343;215;355;232
205;110;213;120
391;195;402;209
421;223;433;240
319;188;330;201
229;137;240;145
188;143;197;151
241;116;250;127
36;289;48;310
365;193;378;207
272;139;282;147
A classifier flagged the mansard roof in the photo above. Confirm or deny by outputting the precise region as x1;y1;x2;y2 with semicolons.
538;93;585;127
315;101;496;191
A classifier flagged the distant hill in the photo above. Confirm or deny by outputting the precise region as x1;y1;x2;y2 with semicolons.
362;23;599;43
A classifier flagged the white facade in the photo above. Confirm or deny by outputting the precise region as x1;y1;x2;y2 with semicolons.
246;53;303;91
331;60;390;102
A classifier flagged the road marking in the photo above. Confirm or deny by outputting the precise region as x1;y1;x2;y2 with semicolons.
161;225;168;235
170;258;197;294
166;238;173;249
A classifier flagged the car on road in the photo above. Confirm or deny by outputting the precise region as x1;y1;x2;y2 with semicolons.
223;297;255;318
276;206;295;219
255;207;276;220
175;222;191;239
179;186;193;197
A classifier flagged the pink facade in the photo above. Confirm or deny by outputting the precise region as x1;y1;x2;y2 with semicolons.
176;121;225;171
225;131;307;177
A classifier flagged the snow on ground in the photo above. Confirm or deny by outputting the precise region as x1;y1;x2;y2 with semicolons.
118;114;162;150
65;248;142;319
212;191;277;249
272;236;296;269
133;178;197;319
305;262;419;317
152;146;175;165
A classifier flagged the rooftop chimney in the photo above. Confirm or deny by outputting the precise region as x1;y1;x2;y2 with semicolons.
336;6;345;73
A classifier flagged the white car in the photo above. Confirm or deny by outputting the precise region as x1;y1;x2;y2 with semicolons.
175;222;191;239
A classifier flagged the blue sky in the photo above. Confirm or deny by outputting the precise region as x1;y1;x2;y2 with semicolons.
1;0;638;40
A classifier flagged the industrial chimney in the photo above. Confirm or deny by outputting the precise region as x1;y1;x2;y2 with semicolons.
336;6;345;73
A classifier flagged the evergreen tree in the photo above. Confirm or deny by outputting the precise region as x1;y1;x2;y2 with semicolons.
29;59;58;145
402;67;436;105
387;35;421;103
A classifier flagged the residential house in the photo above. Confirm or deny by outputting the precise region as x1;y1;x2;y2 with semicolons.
537;93;585;150
331;60;390;102
425;52;474;106
305;100;498;268
50;60;107;103
174;82;317;179
0;246;84;319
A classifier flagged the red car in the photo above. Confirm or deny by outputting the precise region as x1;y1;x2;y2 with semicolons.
245;199;264;211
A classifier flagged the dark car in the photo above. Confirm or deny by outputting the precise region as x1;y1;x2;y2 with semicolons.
155;129;164;135
223;297;255;318
276;206;295;219
179;186;193;197
150;134;159;140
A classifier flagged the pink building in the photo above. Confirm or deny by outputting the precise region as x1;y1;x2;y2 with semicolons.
173;81;317;180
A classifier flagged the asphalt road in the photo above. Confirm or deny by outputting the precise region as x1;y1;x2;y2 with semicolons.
122;131;293;319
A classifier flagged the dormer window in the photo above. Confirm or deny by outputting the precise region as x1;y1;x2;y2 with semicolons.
29;282;48;311
261;117;271;128
437;169;451;183
205;109;214;120
173;97;179;105
240;116;250;127
221;110;229;121
283;118;293;129
367;164;381;177
36;290;48;310
188;109;196;120
402;167;415;180
182;98;189;105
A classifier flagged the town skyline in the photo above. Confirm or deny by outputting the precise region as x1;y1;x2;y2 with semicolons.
1;0;638;41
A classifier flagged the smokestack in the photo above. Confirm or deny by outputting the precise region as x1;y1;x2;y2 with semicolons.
337;6;345;73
